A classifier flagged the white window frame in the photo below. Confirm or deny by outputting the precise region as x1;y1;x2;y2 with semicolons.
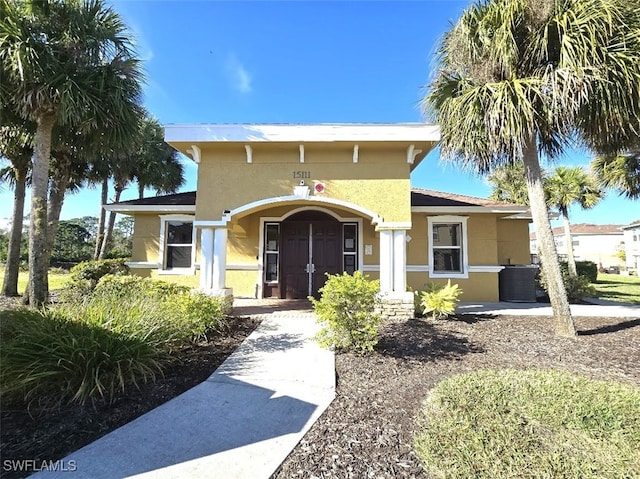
158;214;196;274
427;215;469;279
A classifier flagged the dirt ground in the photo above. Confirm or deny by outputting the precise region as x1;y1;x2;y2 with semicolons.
272;313;640;479
1;309;639;479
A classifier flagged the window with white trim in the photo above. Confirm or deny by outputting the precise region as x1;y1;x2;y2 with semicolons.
160;215;195;271
428;216;468;278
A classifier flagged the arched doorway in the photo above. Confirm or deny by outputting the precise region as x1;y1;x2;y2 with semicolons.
280;211;341;299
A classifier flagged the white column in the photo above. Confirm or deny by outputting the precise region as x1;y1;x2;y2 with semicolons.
199;228;214;291
212;227;228;293
392;230;406;293
379;230;393;293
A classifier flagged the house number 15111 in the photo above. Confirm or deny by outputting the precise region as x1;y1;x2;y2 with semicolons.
293;171;310;179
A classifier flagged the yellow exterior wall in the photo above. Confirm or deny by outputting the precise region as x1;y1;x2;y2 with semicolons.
497;219;532;265
467;215;498;264
131;214;160;263
195;144;411;223
407;272;499;302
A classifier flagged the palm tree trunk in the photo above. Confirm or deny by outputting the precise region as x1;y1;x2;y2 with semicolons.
28;113;56;307
138;181;144;199
522;139;575;337
45;153;71;262
1;167;27;297
94;177;108;260
562;210;578;277
98;186;122;259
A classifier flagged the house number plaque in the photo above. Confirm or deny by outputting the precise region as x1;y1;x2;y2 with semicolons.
293;171;311;179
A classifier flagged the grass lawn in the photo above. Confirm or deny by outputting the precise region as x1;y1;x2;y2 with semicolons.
593;272;640;304
0;266;71;295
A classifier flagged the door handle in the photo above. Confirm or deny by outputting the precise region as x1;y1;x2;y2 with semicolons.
305;264;316;273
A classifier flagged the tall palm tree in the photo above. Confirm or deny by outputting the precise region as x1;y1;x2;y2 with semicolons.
0;120;33;296
132;118;185;199
545;167;603;277
591;146;640;200
0;0;143;305
487;162;532;205
424;0;640;337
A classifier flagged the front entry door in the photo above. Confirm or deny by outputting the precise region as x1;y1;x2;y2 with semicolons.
281;214;341;299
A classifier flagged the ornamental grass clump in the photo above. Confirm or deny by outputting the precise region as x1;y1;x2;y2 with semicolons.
414;369;640;479
311;271;382;354
0;308;167;409
418;280;462;320
1;276;228;409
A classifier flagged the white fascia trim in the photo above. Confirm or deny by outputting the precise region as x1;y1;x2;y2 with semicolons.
227;263;259;271
104;205;195;213
231;195;383;225
403;265;505;273
412;206;528;214
125;261;159;269
164;123;441;144
376;221;412;231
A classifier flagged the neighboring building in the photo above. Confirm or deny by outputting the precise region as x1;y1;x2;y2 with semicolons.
530;223;625;269
105;123;533;314
622;222;640;272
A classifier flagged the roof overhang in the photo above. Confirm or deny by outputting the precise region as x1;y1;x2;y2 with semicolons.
412;206;531;217
103;205;196;214
165;123;440;144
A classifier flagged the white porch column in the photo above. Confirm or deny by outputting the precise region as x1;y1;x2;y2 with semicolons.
212;227;228;293
379;230;393;293
392;230;406;293
199;228;214;291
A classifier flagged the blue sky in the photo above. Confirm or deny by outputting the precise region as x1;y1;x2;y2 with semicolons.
0;0;637;228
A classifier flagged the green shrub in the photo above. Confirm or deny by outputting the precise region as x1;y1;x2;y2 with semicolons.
418;280;462;320
559;260;598;283
61;259;130;301
415;369;640;479
539;266;597;303
311;271;382;354
0;308;167;409
82;275;226;344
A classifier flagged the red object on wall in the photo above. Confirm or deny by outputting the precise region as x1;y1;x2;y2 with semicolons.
314;182;325;193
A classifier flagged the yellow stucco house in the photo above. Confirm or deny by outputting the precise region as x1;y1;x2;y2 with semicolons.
105;123;532;317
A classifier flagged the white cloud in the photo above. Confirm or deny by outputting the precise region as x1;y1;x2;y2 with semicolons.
226;53;252;94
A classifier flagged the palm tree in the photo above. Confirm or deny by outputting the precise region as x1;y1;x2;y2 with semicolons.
132;118;185;199
0;121;33;296
591;146;640;200
423;0;640;337
487;162;531;205
545;167;603;277
0;0;143;305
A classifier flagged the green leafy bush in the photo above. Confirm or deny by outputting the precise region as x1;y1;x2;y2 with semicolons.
415;369;640;479
0;308;167;409
84;275;227;344
311;271;382;354
558;260;598;283
539;266;596;303
418;280;462;320
61;258;130;301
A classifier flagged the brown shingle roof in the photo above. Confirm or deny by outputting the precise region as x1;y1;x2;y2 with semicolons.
113;191;196;206
410;188;521;208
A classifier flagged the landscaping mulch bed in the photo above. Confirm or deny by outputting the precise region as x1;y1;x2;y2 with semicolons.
273;314;640;479
0;315;261;479
2;311;639;479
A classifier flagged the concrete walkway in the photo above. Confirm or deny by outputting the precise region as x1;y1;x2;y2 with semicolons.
457;300;640;317
33;310;335;479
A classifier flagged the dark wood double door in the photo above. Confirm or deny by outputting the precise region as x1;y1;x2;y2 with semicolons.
280;212;341;299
